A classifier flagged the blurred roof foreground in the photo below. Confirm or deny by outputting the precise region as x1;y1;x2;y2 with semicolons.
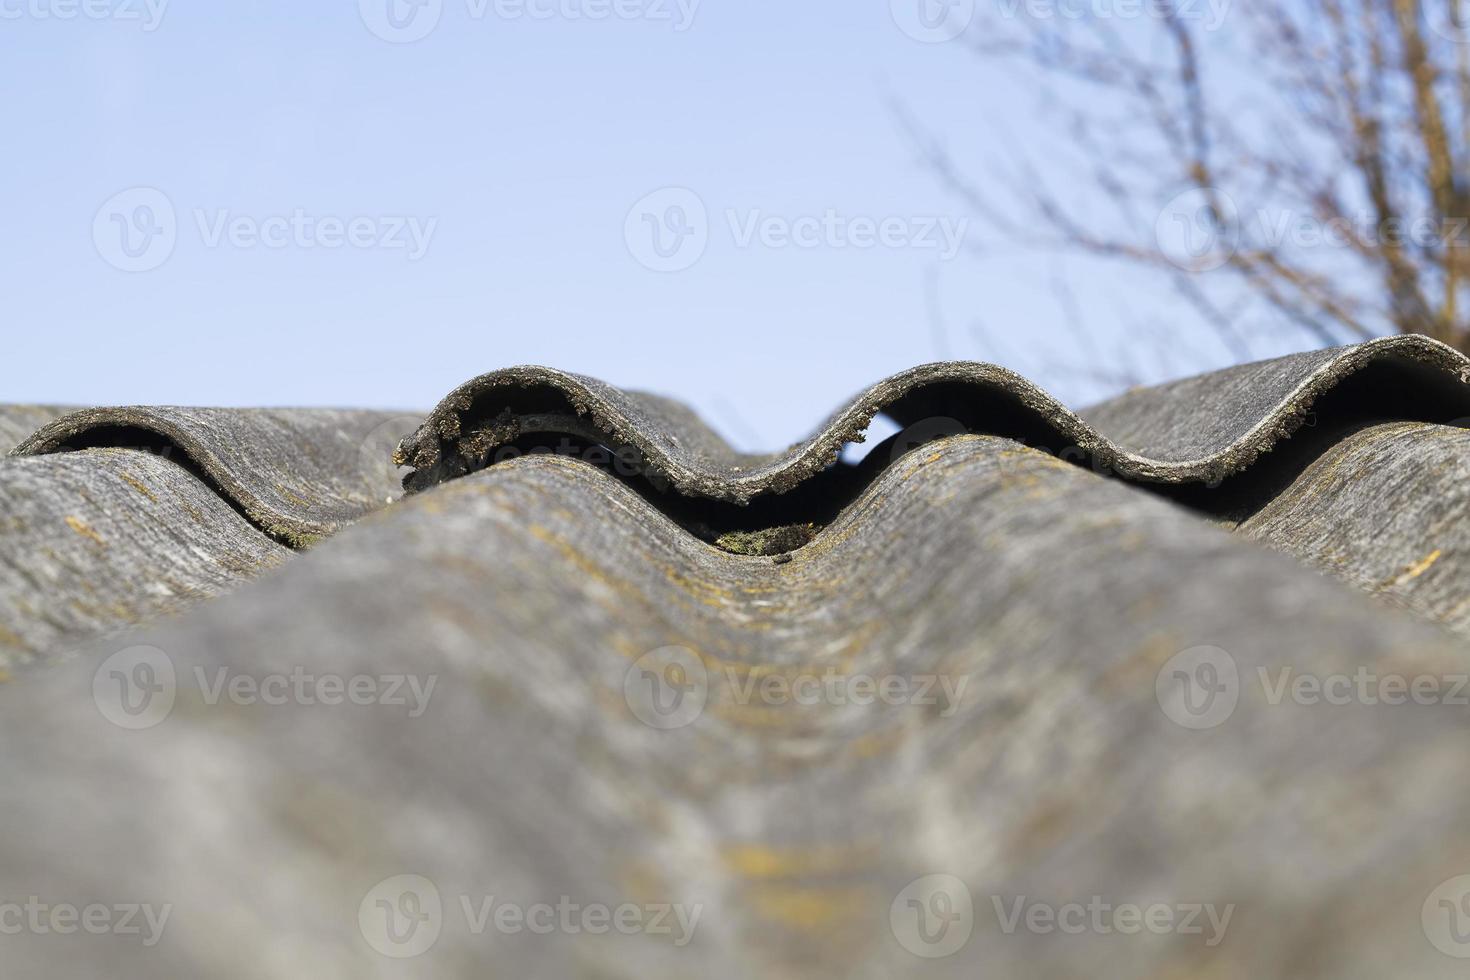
6;337;1470;977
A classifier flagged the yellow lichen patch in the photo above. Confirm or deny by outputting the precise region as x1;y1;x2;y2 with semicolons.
526;522;646;608
818;620;881;673
707;700;829;732
1382;548;1443;589
616;861;671;906
722;842;879;880
844;724;909;760
717;655;866;685
649;558;743;611
746;883;875;933
64;515;106;548
1444;593;1470;622
0;623;26;653
116;471;158;503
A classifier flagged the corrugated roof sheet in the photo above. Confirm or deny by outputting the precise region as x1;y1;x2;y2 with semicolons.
1238;420;1470;634
398;334;1470;496
0;408;418;662
0;448;287;661
0;404;76;454
14;406;417;543
4;339;1470;977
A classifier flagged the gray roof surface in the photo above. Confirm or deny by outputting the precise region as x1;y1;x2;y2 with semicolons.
5;440;1470;978
13;406;419;544
398;333;1470;498
1238;420;1470;634
4;339;1470;977
0;404;77;454
0;448;287;663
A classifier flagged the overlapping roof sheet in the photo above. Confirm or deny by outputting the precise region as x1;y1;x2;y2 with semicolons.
0;404;75;454
5;337;1470;977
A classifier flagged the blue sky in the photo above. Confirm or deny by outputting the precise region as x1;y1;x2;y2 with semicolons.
0;0;1271;450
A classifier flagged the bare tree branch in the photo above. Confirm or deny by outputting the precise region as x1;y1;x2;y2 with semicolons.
906;0;1470;368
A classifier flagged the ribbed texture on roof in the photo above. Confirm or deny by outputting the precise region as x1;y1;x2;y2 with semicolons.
0;404;75;454
13;406;419;544
4;339;1470;977
0;448;287;662
397;335;1470;501
3;442;1469;977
